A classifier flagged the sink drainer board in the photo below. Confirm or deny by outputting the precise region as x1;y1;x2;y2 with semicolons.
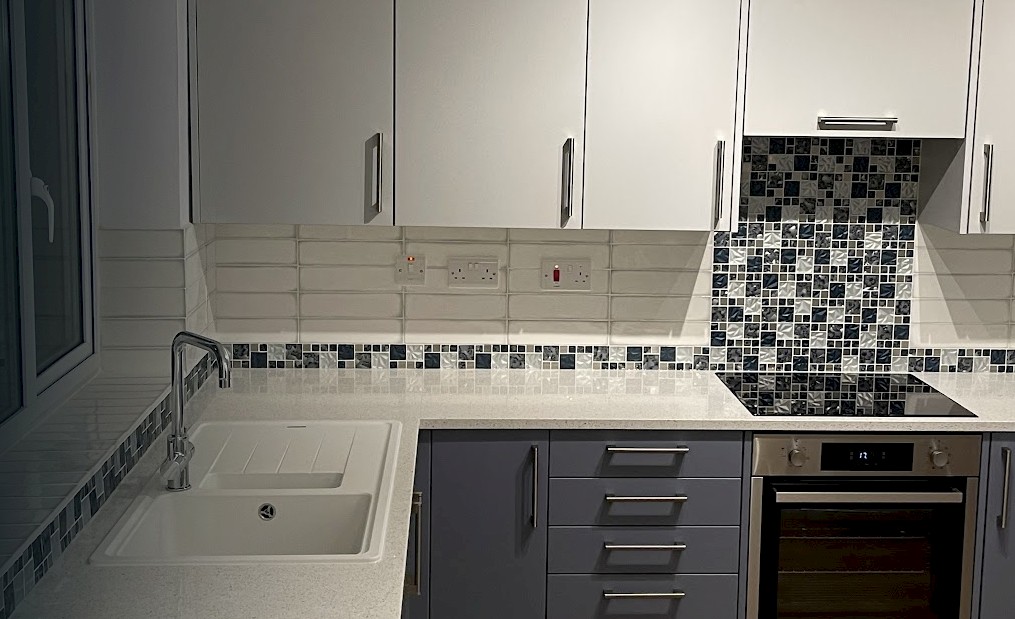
89;420;400;565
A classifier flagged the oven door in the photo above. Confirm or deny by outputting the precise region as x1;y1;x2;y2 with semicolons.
747;478;978;619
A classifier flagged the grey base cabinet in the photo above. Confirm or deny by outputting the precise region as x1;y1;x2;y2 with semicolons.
402;431;430;619
429;430;549;619
981;433;1015;619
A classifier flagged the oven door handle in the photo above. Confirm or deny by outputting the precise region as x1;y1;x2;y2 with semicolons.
774;490;964;504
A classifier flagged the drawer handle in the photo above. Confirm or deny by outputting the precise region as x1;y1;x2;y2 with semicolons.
603;543;687;551
605;495;688;503
603;591;686;600
404;491;422;596
817;116;899;130
606;446;690;454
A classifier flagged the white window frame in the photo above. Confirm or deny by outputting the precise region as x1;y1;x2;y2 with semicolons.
1;0;98;451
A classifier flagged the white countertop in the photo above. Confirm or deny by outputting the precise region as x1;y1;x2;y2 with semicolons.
15;369;1015;619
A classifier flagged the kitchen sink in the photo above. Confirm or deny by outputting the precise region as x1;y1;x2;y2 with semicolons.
91;420;400;565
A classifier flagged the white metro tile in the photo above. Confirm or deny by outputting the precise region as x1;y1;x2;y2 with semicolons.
99;349;172;378
101;319;186;347
405;294;507;320
98;230;183;258
214;224;297;238
216;267;298;292
405;320;506;344
212;319;299;343
299;293;402;318
611;245;709;270
912;274;1013;300
508;294;609;320
215;239;297;265
610;270;711;295
300;266;400;292
100;288;186;318
916;223;1015;250
610;296;711;322
300;319;401;343
508;228;610;243
915;248;1014;275
100;259;185;288
910;323;1010;348
609;230;711;245
297;225;402;241
298;241;401;266
911;299;1009;325
214;293;298;318
404;227;507;242
609;321;710;345
508;244;610;270
508;321;608;345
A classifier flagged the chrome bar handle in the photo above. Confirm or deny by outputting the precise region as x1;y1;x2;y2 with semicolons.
604;543;687;551
1000;447;1012;530
560;137;575;228
605;495;688;503
817;116;899;130
530;445;539;528
775;490;963;504
606;446;689;454
713;139;726;227
373;132;384;213
981;144;995;225
405;491;422;595
604;591;686;600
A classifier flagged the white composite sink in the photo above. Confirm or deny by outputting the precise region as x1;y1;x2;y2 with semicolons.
91;420;400;565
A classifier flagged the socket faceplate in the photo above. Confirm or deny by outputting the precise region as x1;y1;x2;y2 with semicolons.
540;258;591;291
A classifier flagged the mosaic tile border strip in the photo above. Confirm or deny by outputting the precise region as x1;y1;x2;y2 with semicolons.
0;355;214;619
228;343;1015;374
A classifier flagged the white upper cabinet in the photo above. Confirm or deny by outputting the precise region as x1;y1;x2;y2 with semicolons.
744;0;974;138
395;0;588;229
193;0;393;225
583;0;742;231
966;0;1015;233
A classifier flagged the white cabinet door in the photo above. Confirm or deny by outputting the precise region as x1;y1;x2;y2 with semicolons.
967;0;1015;233
583;0;741;231
396;0;587;229
194;0;393;225
745;0;973;138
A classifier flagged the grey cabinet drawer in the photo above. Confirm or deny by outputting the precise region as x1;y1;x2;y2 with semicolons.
548;526;739;574
547;574;738;619
549;478;741;526
549;431;743;478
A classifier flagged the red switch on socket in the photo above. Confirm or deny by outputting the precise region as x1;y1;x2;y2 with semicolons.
553;266;560;283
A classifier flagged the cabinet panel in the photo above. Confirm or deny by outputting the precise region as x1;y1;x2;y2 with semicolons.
430;430;548;619
402;432;429;619
583;0;740;230
195;0;393;225
548;526;740;574
744;0;973;138
966;0;1015;233
547;574;739;619
549;478;742;526
396;0;586;229
550;430;743;478
981;434;1015;619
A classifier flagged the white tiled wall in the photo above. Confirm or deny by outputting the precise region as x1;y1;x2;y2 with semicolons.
912;223;1015;347
209;225;714;345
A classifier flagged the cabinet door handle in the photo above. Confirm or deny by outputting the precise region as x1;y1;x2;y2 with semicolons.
603;591;686;600
817;116;899;130
606;446;690;454
981;144;995;225
405;491;422;595
530;445;539;528
560;137;575;228
372;132;384;213
603;543;687;551
1000;447;1012;530
713;139;726;228
605;495;688;503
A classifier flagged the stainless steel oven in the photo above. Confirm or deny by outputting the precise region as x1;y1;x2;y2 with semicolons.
747;434;981;619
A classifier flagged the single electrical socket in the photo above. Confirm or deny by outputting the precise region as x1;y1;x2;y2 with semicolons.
395;254;426;285
448;258;500;288
541;258;591;291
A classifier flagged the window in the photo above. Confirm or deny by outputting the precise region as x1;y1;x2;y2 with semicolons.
1;0;93;428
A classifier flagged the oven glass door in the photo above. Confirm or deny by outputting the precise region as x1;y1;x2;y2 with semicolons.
759;479;968;619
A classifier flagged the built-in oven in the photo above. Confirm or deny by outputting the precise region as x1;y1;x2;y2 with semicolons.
747;434;981;619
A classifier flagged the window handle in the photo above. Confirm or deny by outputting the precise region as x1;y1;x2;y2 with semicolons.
30;176;55;243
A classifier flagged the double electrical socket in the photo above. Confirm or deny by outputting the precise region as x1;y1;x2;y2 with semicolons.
448;258;500;288
541;258;591;291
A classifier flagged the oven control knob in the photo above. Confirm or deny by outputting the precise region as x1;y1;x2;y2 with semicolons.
930;450;950;468
788;449;807;467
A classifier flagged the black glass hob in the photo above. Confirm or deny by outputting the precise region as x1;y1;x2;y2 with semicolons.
715;372;976;417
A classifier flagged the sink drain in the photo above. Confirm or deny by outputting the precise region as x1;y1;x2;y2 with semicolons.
258;503;276;521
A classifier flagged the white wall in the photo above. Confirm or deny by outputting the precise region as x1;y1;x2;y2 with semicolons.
90;0;190;230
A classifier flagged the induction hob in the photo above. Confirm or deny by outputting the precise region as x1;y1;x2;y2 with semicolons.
715;372;976;417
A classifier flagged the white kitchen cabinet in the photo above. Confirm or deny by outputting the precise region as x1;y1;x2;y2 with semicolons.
964;0;1015;233
744;0;974;138
193;0;393;225
583;0;742;231
395;0;587;229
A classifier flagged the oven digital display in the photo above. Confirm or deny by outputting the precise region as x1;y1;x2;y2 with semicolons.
820;443;914;471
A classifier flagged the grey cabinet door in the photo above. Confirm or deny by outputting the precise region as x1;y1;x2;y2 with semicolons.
430;430;549;619
402;431;430;619
982;433;1015;619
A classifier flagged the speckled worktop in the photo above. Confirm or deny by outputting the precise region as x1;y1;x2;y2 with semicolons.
15;369;1015;619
